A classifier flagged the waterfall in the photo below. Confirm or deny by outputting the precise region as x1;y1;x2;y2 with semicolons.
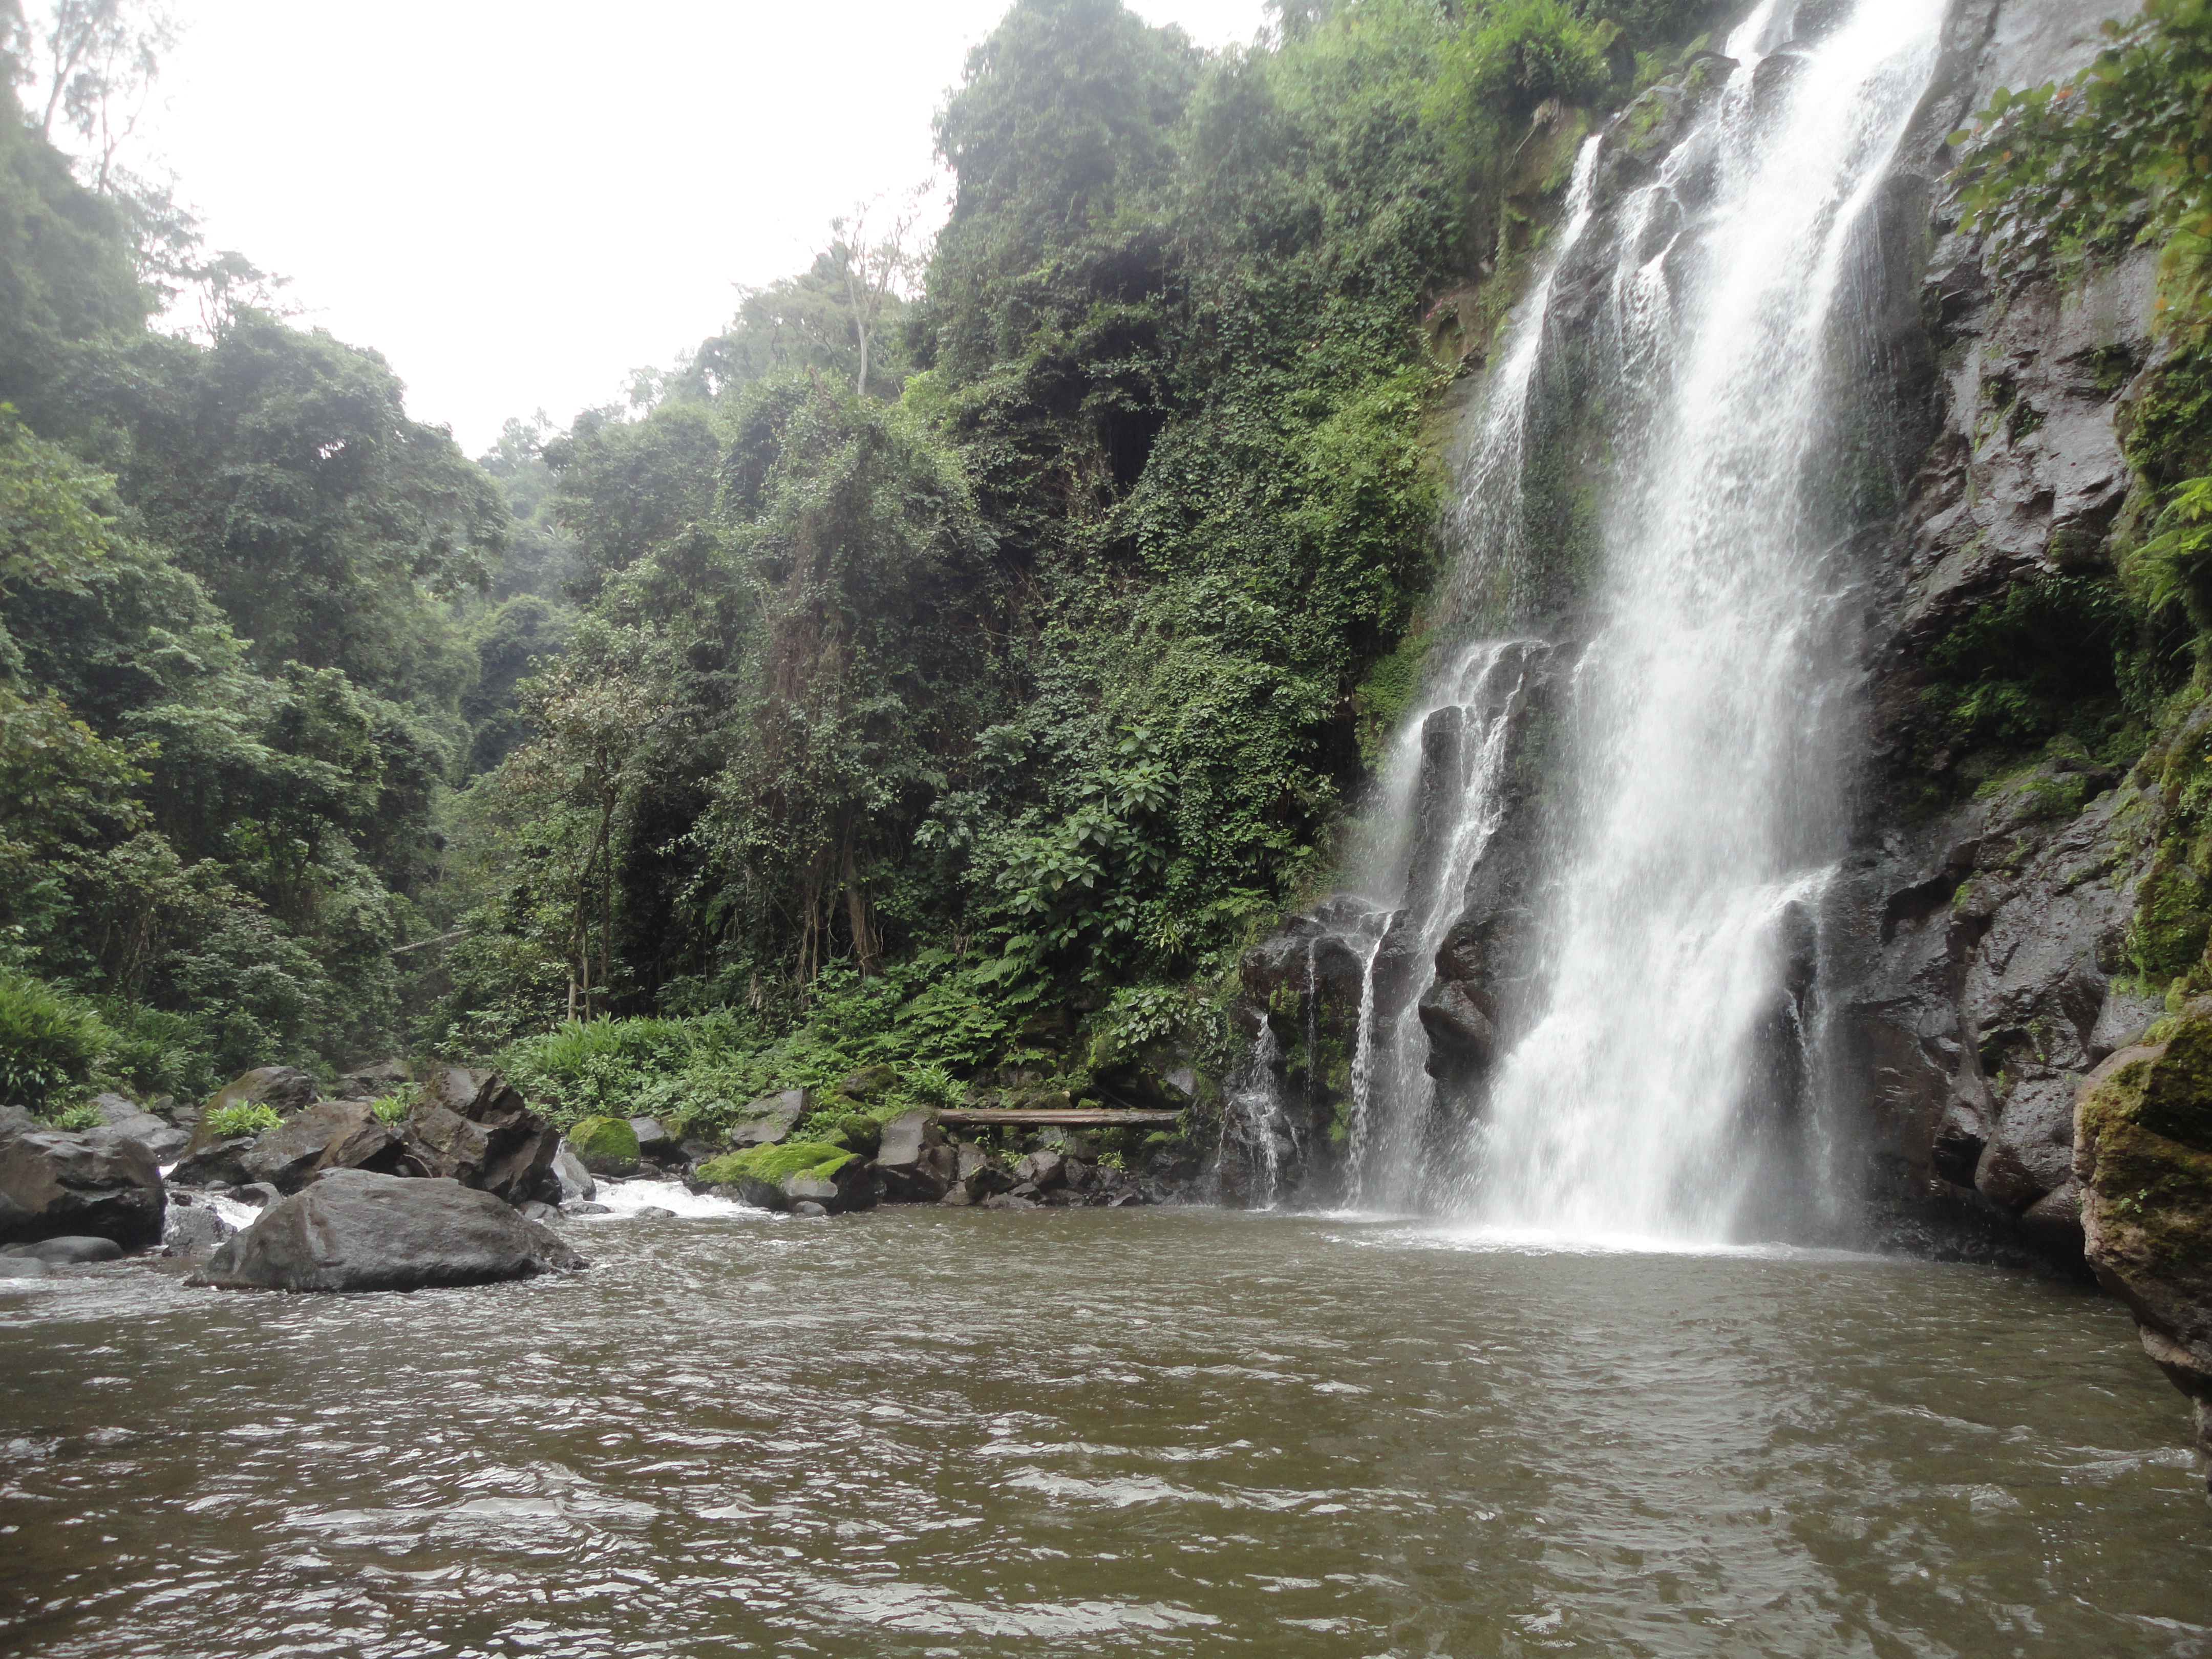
1338;0;1944;1237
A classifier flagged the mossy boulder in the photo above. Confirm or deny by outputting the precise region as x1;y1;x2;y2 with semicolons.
694;1141;877;1214
567;1115;640;1177
2077;1002;2212;1498
836;1066;898;1103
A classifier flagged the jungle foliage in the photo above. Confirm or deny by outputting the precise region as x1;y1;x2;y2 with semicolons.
0;0;1730;1114
437;0;1729;1097
0;8;525;1103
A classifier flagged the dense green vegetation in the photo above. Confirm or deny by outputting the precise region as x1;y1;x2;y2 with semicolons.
431;0;1730;1106
0;0;1864;1122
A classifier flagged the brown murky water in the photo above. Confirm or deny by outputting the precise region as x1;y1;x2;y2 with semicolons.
1;1200;2207;1657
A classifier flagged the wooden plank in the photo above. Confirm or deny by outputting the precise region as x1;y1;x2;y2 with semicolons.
935;1109;1183;1127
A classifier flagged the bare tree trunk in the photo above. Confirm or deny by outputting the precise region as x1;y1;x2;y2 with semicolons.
841;836;877;977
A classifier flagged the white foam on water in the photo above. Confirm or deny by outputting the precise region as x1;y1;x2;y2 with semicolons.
587;1178;772;1221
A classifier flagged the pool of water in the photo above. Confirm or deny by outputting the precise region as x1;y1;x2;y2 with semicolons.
1;1204;2206;1657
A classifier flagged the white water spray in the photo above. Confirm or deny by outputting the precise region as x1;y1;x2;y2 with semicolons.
1471;0;1945;1237
1331;0;1944;1237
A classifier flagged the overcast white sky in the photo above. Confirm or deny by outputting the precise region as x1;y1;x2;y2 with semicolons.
133;0;1269;456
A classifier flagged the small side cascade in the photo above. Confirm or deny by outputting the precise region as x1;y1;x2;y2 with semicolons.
1217;1020;1291;1209
1340;639;1549;1209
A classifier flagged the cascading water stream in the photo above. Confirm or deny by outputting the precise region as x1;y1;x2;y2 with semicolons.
1332;0;1944;1235
1470;0;1944;1240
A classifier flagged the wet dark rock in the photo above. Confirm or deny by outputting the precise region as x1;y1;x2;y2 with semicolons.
944;1143;1014;1207
238;1099;405;1195
981;1192;1037;1211
397;1071;562;1205
518;1200;563;1224
183;1068;317;1148
332;1059;410;1100
791;1200;829;1219
729;1090;807;1147
162;1202;233;1255
168;1137;257;1189
629;1117;674;1160
189;1171;585;1293
714;1150;882;1215
1013;1150;1065;1191
837;1066;898;1103
2075;1013;2212;1493
551;1142;597;1203
2;1235;123;1263
566;1116;640;1177
0;1113;165;1248
0;1258;49;1279
563;1201;612;1217
875;1110;951;1202
90;1095;187;1161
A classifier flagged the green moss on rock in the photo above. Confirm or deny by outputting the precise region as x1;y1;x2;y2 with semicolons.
695;1142;854;1186
568;1115;640;1176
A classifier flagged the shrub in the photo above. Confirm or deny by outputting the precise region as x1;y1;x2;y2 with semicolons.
204;1101;281;1138
0;968;114;1113
369;1092;411;1124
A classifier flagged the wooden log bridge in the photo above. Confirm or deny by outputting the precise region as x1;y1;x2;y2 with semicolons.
934;1109;1183;1128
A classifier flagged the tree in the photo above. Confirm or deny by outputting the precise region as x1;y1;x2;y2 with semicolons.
828;186;934;397
24;0;178;193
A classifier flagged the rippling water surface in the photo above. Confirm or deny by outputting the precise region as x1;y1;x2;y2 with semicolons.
2;1204;2207;1657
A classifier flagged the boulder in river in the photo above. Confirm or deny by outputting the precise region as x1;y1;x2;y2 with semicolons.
161;1199;234;1256
551;1140;597;1202
941;1142;1014;1206
189;1170;586;1293
2;1235;123;1263
728;1090;806;1147
566;1115;641;1177
168;1136;258;1188
1013;1148;1066;1191
185;1067;316;1141
0;1109;165;1248
399;1070;563;1203
90;1095;187;1161
628;1117;675;1161
694;1143;879;1214
875;1110;952;1202
237;1099;406;1194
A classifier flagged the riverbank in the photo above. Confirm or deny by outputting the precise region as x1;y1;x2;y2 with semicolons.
2;1206;2204;1656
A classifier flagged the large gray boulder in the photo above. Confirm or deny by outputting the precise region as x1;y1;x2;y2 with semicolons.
0;1109;165;1247
90;1095;188;1161
729;1090;806;1147
397;1069;561;1205
167;1136;257;1188
190;1171;586;1293
875;1110;952;1202
233;1099;406;1194
161;1197;235;1256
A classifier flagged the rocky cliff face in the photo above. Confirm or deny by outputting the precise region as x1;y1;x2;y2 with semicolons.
1827;0;2159;1266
